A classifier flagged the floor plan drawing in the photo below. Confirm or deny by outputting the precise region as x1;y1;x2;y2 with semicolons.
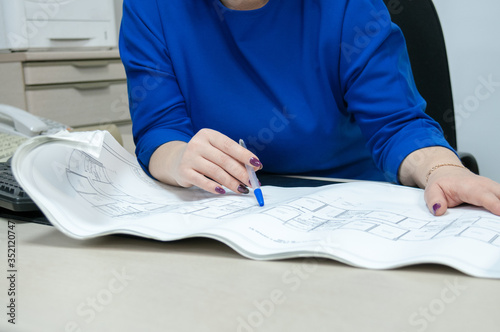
261;194;500;246
12;131;500;278
65;145;261;219
66;148;167;217
62;145;500;248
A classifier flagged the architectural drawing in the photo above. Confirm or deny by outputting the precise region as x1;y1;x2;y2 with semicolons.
64;143;500;248
12;131;500;278
261;194;500;246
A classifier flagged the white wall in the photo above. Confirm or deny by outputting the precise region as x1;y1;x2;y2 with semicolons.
433;0;500;182
114;0;122;39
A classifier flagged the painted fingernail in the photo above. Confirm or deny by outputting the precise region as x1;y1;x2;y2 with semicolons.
237;185;250;194
250;157;262;168
215;186;226;194
432;203;441;215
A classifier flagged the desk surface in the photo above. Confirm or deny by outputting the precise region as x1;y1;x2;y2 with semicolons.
1;220;499;332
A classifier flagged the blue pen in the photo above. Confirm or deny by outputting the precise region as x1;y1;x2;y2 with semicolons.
239;139;265;207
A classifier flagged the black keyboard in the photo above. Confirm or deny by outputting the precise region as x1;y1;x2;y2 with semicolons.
0;160;39;212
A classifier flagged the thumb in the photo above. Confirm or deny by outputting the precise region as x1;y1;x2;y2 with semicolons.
424;183;448;216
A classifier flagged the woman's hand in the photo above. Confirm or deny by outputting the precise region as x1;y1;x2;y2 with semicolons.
399;146;500;216
425;166;500;216
149;128;262;195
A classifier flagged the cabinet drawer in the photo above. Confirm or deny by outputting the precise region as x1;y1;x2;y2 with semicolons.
25;81;130;127
24;59;126;85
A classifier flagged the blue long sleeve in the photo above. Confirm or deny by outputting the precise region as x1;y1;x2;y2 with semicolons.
119;0;454;182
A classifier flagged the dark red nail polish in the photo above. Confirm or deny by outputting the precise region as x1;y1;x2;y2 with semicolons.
237;185;249;194
215;186;226;194
250;157;262;168
433;203;441;215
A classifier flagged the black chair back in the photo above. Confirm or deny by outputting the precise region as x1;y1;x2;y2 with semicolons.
383;0;457;150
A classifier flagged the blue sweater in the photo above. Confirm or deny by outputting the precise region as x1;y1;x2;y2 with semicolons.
119;0;453;183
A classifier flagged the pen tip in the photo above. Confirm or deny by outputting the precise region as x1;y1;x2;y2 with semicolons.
254;188;264;207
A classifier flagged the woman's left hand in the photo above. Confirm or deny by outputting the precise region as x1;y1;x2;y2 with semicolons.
399;146;500;216
424;166;500;216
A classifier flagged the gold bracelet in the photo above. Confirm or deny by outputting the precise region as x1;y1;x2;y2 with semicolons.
425;163;466;185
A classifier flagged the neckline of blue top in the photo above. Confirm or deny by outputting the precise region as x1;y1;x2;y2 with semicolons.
214;0;280;17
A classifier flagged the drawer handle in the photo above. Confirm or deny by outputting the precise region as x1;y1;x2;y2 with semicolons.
74;82;111;90
71;61;112;68
50;38;92;41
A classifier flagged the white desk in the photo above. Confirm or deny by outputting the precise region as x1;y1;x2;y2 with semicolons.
1;219;499;332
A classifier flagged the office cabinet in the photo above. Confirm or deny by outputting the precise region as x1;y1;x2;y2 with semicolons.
0;50;134;152
0;50;129;127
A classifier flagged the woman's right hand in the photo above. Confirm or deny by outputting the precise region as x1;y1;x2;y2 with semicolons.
149;128;263;195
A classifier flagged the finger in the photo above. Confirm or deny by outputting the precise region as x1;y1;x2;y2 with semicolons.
460;184;500;216
198;145;251;188
476;192;500;216
424;183;448;216
190;144;246;190
192;157;249;195
195;129;263;186
202;129;263;170
189;129;261;191
425;177;500;216
185;169;228;195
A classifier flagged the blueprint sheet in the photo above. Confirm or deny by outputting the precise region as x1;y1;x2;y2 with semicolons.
11;131;500;278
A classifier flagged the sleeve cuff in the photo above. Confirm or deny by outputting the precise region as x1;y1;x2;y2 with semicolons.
381;126;457;184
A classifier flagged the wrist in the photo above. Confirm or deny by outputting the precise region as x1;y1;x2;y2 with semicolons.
399;146;462;188
149;141;187;186
425;163;466;186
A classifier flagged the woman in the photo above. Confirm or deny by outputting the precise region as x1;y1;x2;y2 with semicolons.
119;0;500;216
